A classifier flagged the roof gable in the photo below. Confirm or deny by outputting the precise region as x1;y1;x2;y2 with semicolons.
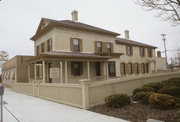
31;18;120;41
35;18;51;34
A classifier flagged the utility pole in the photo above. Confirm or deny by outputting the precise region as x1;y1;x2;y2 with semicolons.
161;34;168;69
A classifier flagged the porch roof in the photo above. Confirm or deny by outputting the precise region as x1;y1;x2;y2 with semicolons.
27;51;111;63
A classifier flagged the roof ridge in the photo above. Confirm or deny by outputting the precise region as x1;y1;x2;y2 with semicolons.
116;37;157;48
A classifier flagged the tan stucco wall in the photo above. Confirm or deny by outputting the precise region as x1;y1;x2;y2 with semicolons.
53;27;116;53
12;83;83;108
11;71;180;109
34;28;55;55
89;71;180;107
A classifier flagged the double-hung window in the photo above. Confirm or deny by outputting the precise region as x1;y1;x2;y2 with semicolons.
97;42;102;53
73;39;80;51
107;43;111;53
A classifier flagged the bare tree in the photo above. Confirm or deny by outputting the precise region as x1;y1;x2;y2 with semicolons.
135;0;180;25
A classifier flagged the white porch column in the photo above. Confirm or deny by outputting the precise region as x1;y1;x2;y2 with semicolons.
106;61;109;80
65;61;68;83
34;63;37;83
28;64;30;83
87;61;90;79
43;61;46;83
60;62;63;83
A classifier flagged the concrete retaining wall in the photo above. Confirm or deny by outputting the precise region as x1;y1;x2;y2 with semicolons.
11;71;180;109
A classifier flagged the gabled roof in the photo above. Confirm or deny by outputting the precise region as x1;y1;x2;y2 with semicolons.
31;18;120;40
115;38;157;49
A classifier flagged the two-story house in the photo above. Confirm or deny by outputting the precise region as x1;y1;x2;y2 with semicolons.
2;10;158;85
26;10;157;84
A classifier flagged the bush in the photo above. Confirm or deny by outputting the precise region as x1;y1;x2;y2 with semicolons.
143;82;164;92
162;77;180;86
105;94;131;108
133;92;154;104
133;86;155;95
149;93;180;109
158;86;180;98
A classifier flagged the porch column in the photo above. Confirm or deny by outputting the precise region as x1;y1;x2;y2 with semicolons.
87;61;90;79
65;61;68;83
60;62;63;83
43;61;46;83
106;61;109;80
34;63;37;83
28;64;30;83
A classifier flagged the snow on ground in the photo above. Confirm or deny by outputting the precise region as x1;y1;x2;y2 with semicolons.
3;89;128;122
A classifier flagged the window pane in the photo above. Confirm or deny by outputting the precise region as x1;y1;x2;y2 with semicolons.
97;42;102;47
127;46;131;56
73;39;79;45
107;43;111;53
107;43;111;48
73;39;79;51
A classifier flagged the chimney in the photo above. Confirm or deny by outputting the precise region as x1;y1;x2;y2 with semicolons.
124;30;129;39
157;51;161;57
71;10;78;21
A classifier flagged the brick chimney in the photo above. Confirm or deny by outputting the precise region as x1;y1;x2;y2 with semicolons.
71;10;78;21
124;30;129;39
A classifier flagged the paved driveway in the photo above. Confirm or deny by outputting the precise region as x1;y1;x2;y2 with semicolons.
3;89;128;122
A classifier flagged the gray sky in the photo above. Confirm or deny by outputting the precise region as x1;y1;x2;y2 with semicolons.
0;0;179;61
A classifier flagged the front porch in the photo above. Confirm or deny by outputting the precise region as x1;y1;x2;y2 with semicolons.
27;51;114;84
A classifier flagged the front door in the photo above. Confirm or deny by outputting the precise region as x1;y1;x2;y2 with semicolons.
108;61;116;76
95;62;101;76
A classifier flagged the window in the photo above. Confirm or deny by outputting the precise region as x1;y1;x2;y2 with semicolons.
142;63;145;74
135;63;139;74
71;62;82;76
106;43;111;53
73;39;80;51
41;43;45;53
146;63;149;73
127;45;133;56
140;47;145;57
47;39;52;52
97;42;102;53
128;63;133;74
121;63;126;75
147;48;152;57
36;46;39;55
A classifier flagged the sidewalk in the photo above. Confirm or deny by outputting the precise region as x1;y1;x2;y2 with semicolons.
3;89;128;122
3;106;18;122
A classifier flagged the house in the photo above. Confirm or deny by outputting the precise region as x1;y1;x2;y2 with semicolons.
25;10;158;84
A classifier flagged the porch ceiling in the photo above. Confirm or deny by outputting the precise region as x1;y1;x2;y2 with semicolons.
27;51;111;63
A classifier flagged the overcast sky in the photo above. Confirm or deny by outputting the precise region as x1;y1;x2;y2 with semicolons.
0;0;179;61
